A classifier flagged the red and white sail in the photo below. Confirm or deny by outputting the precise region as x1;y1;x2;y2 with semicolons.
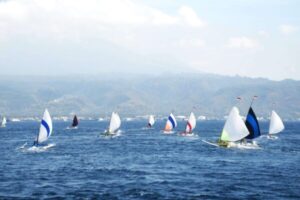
185;112;196;133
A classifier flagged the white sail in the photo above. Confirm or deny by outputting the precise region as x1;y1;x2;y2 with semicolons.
37;109;53;144
1;117;6;127
220;107;249;142
108;112;121;133
164;113;177;131
185;112;196;133
269;110;284;134
148;115;155;127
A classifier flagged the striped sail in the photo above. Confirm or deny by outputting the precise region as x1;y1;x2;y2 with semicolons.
164;113;177;131
220;107;249;142
185;112;196;133
148;115;155;127
108;112;121;133
245;107;261;139
36;109;53;144
269;110;284;134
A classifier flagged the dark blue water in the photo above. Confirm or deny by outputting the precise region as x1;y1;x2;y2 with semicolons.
0;120;299;199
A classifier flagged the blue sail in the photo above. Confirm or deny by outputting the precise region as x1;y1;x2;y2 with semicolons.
245;107;261;139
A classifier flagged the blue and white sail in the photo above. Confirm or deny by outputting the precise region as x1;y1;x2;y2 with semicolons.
164;113;177;131
245;107;261;139
36;109;53;144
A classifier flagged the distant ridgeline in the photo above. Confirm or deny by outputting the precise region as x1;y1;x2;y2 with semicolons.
0;74;299;120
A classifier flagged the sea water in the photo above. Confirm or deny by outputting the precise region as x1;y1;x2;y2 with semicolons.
0;120;299;199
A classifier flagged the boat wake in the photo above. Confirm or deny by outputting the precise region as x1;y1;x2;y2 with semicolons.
267;135;278;140
66;126;78;130
162;130;175;134
16;142;28;150
179;132;198;138
141;127;154;130
259;135;279;140
19;143;56;152
229;142;262;150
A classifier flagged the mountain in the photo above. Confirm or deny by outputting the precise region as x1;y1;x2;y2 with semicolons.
0;73;299;120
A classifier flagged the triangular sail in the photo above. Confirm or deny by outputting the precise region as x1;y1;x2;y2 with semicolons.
148;115;155;127
269;110;284;134
245;107;261;139
220;107;249;142
1;117;6;127
72;115;79;127
36;109;53;144
185;112;196;133
108;112;121;133
164;113;177;131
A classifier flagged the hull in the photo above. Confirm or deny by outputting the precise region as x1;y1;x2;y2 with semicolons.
202;139;260;149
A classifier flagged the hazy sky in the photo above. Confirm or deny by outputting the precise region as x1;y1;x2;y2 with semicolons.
0;0;299;80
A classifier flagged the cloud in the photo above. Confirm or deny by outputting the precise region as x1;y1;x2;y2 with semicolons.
227;36;259;49
0;0;208;48
279;24;298;35
176;38;206;48
178;6;206;28
258;30;269;37
0;0;206;30
150;10;179;25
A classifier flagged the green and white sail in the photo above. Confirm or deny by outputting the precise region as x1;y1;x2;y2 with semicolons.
220;107;249;142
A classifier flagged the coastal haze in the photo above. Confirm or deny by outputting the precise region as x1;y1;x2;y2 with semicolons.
0;74;299;120
0;0;299;119
0;0;300;80
1;0;300;199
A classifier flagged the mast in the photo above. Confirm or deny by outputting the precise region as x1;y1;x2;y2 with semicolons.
250;95;258;107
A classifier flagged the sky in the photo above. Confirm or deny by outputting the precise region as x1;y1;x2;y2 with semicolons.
0;0;299;80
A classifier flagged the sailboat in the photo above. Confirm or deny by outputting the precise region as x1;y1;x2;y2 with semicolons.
147;115;155;128
244;107;261;142
104;112;121;136
1;117;6;127
163;113;177;134
181;112;196;136
268;110;284;139
68;115;79;129
217;107;250;148
239;96;261;146
33;109;53;146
